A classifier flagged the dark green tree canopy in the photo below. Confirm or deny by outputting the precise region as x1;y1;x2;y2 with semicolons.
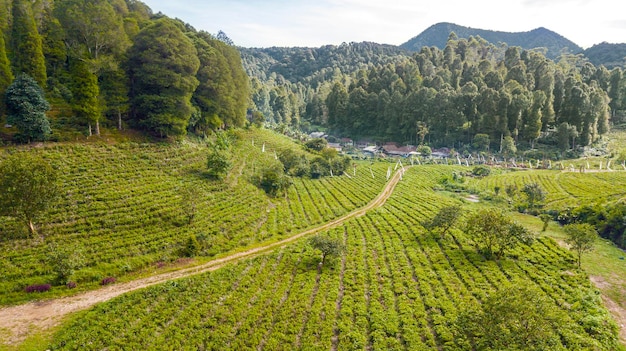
5;73;51;142
127;17;200;138
10;0;47;86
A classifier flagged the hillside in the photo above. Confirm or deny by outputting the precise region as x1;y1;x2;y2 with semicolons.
36;165;626;350
583;42;626;69
400;22;582;59
0;128;389;306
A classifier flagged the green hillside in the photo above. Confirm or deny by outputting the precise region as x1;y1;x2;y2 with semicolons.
0;128;389;305
42;165;625;350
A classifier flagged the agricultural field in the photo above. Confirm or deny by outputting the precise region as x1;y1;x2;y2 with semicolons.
0;129;390;305
466;167;626;209
42;166;623;350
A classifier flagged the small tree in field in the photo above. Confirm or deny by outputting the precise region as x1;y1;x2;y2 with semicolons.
454;284;564;350
0;152;60;236
564;223;598;268
465;208;534;259
308;235;344;267
424;204;463;239
521;182;546;209
206;149;231;180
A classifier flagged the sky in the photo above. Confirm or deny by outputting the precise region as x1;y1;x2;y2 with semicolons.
140;0;626;49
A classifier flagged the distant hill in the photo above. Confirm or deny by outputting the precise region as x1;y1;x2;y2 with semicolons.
583;42;626;69
400;22;582;60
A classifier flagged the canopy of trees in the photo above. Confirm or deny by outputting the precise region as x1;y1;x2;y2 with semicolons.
0;0;250;141
243;36;625;153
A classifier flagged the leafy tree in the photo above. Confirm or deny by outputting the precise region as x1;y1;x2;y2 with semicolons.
521;182;546;209
472;133;489;151
46;242;85;284
206;149;231;180
308;234;344;267
182;234;200;257
5;73;51;142
465;208;534;259
424;204;463;239
0;152;60;236
305;138;328;152
127;18;200;137
454;285;565;350
54;0;130;62
10;0;47;87
557;122;578;151
250;111;265;128
257;166;292;196
190;31;249;132
500;135;516;157
180;184;198;225
417;144;431;157
564;223;598;268
69;59;101;136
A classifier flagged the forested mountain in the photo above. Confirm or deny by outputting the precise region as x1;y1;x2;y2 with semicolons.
245;33;626;153
583;42;626;69
0;0;249;141
400;22;582;60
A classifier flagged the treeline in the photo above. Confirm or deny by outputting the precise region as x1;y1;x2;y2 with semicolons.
245;34;626;152
0;0;249;140
242;42;409;129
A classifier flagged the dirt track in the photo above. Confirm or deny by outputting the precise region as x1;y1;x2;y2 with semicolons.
0;169;405;346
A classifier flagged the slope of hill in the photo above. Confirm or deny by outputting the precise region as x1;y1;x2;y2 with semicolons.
401;22;582;59
583;42;626;68
0;129;390;306
40;166;624;350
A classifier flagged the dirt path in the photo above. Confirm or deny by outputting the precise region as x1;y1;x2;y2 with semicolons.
0;169;405;347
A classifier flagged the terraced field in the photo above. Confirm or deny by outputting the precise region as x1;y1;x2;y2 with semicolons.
44;166;622;350
467;168;626;209
0;129;390;305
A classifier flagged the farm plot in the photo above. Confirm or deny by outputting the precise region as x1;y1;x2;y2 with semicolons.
0;130;389;304
47;167;620;350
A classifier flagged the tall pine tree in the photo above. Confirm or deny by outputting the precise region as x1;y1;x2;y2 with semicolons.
10;0;47;87
0;31;13;116
69;58;101;136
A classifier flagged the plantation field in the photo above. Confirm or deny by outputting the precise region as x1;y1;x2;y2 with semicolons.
44;166;622;350
0;129;390;305
466;168;626;209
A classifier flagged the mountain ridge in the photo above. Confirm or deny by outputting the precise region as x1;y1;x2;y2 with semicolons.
400;22;583;59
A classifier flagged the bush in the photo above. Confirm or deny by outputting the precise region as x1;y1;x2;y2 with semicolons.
100;277;116;285
66;281;77;289
471;165;491;177
25;284;51;293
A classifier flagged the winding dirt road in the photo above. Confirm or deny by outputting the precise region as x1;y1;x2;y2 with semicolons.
0;169;406;346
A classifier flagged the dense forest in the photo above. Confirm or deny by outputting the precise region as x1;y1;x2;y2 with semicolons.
1;0;626;156
245;34;626;153
0;0;249;141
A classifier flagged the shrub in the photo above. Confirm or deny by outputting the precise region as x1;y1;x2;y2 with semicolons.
101;277;116;285
66;281;77;289
25;284;51;293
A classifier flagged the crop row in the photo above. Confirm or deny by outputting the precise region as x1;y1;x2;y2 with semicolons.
47;168;618;349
